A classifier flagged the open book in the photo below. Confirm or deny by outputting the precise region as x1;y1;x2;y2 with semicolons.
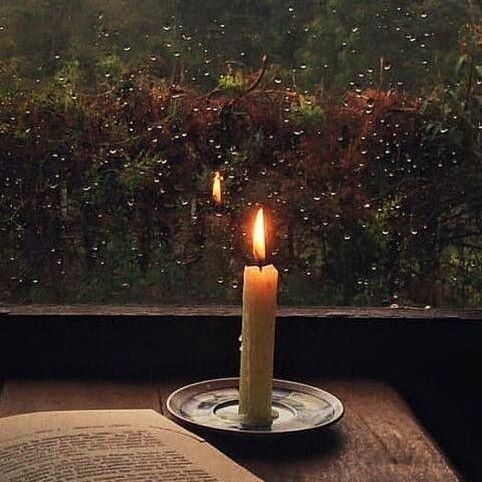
0;409;263;482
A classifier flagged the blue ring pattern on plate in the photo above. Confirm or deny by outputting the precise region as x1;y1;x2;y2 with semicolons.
167;378;344;436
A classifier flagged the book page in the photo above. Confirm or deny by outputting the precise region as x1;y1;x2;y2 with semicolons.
0;410;263;482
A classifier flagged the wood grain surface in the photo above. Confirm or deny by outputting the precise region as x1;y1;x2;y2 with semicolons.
3;304;481;320
0;378;462;482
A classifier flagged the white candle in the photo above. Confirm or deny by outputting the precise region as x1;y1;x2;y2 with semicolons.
238;208;278;427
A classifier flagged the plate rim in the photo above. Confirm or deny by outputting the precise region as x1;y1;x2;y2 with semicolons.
166;377;344;436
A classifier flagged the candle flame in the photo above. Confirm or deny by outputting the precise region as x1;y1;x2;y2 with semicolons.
253;207;266;264
212;171;222;205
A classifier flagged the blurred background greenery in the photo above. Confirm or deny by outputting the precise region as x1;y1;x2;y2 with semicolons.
0;0;480;306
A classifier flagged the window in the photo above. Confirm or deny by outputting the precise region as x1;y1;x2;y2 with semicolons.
0;1;480;306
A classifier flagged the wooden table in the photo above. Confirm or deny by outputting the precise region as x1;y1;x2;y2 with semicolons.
0;378;462;482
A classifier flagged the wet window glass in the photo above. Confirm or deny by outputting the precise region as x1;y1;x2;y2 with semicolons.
0;1;480;306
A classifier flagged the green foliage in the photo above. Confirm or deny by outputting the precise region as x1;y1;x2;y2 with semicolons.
98;55;124;78
290;95;324;126
218;72;245;94
0;0;480;307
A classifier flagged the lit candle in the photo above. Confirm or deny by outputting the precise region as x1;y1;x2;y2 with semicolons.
238;207;279;427
212;171;222;205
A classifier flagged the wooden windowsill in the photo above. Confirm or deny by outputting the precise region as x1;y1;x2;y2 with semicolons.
1;304;481;320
